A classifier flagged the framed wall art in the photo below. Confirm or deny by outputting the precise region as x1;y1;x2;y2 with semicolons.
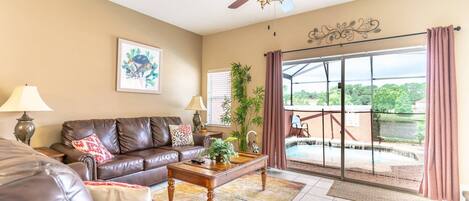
117;38;161;94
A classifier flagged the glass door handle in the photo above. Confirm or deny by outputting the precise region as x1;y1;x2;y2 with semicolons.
338;82;343;89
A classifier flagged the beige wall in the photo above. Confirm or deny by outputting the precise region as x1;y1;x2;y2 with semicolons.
202;0;469;186
0;0;202;147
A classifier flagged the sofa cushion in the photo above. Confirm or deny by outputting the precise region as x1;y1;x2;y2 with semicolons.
150;117;170;147
163;116;182;126
117;117;153;153
150;117;182;147
63;119;120;154
97;155;143;180
160;146;205;161
125;148;179;170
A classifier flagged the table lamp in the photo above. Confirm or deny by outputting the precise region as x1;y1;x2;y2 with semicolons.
0;85;52;145
185;96;207;132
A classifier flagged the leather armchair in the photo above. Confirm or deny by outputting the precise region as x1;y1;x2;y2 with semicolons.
51;143;97;180
68;162;91;181
0;138;93;201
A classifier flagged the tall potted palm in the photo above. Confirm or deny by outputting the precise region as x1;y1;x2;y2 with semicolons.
221;63;264;152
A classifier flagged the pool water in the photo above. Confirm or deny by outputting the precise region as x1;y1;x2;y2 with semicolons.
286;144;422;172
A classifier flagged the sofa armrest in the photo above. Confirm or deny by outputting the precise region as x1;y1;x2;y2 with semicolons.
51;143;97;180
192;134;209;147
68;162;91;181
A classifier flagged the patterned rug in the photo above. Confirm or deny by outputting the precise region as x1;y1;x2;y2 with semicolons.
152;173;304;201
327;180;430;201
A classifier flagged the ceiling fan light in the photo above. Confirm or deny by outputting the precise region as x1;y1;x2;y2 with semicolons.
257;0;286;9
257;0;268;9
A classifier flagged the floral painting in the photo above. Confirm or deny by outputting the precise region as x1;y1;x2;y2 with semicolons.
117;38;161;94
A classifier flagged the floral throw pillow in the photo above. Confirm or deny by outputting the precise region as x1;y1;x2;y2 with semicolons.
169;124;194;146
71;134;114;164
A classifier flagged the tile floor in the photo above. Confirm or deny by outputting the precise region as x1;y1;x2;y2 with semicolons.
151;168;349;201
268;169;348;201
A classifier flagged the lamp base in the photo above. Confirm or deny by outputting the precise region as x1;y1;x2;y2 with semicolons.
14;112;35;146
192;111;202;132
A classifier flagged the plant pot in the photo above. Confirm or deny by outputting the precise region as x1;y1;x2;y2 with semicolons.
215;155;224;164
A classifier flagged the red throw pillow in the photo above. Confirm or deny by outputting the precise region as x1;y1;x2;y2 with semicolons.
71;134;114;164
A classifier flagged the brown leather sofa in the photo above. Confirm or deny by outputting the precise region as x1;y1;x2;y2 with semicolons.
0;138;93;201
51;116;206;186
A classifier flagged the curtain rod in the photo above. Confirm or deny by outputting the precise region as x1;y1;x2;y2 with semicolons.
264;26;461;56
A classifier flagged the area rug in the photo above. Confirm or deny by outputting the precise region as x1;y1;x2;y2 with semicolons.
327;180;430;201
152;173;304;201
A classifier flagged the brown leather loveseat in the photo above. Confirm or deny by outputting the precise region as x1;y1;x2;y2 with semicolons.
51;116;205;186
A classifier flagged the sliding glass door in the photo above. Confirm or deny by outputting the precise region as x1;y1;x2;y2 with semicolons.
283;47;426;192
342;56;373;180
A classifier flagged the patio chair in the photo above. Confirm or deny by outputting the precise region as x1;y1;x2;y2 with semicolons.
289;115;310;138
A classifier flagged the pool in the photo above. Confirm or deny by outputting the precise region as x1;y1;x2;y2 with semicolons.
286;144;422;173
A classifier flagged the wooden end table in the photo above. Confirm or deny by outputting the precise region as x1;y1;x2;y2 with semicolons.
193;130;223;147
194;130;223;138
167;153;268;201
34;147;65;162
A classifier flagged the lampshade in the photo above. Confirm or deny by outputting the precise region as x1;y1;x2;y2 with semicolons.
185;96;207;111
0;85;52;112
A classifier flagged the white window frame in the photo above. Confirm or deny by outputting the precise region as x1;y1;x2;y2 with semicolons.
206;68;231;127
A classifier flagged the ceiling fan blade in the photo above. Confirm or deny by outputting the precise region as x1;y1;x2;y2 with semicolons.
228;0;249;9
281;0;294;12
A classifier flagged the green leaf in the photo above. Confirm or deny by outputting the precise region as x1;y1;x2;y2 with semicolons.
224;137;238;143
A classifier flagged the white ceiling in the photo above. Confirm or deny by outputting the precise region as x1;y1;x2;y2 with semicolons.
110;0;353;35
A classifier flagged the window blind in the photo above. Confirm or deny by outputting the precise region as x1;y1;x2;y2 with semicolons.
207;70;231;125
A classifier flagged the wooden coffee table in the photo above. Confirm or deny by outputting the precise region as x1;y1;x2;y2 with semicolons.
167;153;268;201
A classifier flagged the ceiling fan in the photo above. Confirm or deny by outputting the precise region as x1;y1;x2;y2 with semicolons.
228;0;295;12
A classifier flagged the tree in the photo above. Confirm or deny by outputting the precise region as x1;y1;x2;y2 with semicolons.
283;82;425;111
372;84;413;113
346;84;372;105
403;83;426;103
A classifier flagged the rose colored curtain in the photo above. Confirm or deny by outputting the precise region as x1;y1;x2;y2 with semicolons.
262;50;287;169
420;25;459;201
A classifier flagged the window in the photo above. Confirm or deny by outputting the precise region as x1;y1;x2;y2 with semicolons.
282;48;426;110
207;70;231;126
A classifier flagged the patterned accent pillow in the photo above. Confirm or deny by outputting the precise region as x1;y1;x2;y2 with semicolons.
169;124;194;146
84;181;151;201
71;134;114;164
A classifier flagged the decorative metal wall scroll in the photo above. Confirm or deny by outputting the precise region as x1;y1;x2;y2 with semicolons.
307;18;381;44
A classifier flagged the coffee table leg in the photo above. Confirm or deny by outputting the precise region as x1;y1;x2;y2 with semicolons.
207;188;214;201
168;177;175;201
261;167;267;191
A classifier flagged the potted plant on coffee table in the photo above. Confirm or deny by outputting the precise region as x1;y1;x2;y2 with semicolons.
205;137;238;164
